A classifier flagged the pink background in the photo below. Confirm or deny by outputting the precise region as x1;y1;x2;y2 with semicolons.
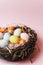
0;0;43;65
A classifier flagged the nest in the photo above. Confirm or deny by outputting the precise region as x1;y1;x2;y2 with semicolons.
0;25;37;61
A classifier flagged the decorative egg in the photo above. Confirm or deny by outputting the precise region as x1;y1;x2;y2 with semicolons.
14;28;21;36
8;26;14;34
20;33;29;42
0;28;6;33
4;32;10;41
14;44;20;48
0;39;8;47
0;32;3;39
8;26;14;30
9;35;20;44
8;43;20;49
8;30;14;34
8;44;14;49
19;39;26;44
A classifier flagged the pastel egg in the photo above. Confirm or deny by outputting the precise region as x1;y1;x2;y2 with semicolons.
8;44;20;49
14;28;21;36
8;44;14;49
0;39;8;47
8;30;14;34
20;33;29;42
14;44;20;48
8;26;14;30
0;32;3;39
8;26;14;34
4;32;10;41
9;35;20;44
0;28;6;33
19;39;26;44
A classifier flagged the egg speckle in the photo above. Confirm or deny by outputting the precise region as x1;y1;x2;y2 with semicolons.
14;28;21;36
20;33;29;42
9;35;20;44
0;32;3;39
4;32;10;41
0;39;8;47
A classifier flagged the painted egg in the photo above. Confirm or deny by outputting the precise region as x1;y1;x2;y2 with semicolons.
8;43;20;49
8;26;14;34
14;28;21;36
19;39;26;44
9;35;20;44
8;44;14;49
0;28;6;33
8;30;14;34
20;33;29;42
0;32;3;39
0;39;8;47
8;26;14;30
14;44;20;48
4;32;10;41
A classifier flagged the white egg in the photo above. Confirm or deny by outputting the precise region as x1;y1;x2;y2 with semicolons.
4;32;10;41
0;39;8;47
14;28;21;36
20;33;29;42
0;32;3;39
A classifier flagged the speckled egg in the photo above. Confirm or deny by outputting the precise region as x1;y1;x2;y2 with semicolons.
8;26;14;30
8;26;14;34
0;32;3;39
14;28;21;36
4;32;10;41
0;39;8;47
9;35;20;44
8;44;14;49
8;43;20;49
19;39;26;44
0;28;6;33
20;33;29;42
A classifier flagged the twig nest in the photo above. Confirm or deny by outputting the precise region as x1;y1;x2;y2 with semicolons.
0;28;6;33
14;28;21;36
9;35;20;44
8;26;14;34
20;33;29;42
4;32;10;42
0;32;3;39
0;39;8;47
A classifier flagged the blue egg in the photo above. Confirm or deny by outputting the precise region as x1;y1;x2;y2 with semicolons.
4;32;10;42
0;39;8;47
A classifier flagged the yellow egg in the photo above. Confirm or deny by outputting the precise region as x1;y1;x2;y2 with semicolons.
9;35;20;44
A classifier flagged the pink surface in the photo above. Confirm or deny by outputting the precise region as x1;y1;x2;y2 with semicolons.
0;0;43;65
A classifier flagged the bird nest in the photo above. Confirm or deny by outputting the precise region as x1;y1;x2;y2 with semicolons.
0;25;37;61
